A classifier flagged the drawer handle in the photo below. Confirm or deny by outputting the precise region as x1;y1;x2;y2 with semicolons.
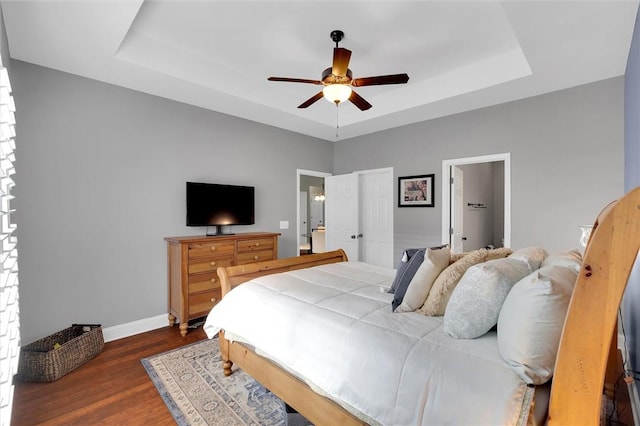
210;246;216;252
253;255;259;260
210;261;217;266
210;297;217;303
254;243;260;247
210;278;216;283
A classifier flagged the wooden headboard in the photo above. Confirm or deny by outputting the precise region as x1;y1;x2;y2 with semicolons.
548;186;640;424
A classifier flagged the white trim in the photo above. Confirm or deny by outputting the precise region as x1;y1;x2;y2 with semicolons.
102;314;168;342
441;153;511;248
296;169;332;256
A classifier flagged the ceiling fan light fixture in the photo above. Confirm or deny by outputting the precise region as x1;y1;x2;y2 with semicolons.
323;84;352;104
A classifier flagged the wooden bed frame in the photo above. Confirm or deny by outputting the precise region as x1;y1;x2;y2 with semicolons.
216;186;640;425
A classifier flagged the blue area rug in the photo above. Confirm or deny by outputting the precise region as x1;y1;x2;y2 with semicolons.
142;337;301;425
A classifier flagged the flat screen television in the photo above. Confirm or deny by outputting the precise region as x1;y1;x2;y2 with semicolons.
186;182;255;236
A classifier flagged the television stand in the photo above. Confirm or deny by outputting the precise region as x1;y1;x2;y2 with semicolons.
206;225;234;236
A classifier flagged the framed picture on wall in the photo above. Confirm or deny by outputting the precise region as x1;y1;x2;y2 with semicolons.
398;174;435;207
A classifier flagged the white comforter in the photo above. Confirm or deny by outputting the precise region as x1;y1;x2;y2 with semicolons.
204;261;536;426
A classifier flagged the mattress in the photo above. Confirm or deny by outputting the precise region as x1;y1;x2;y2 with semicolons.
204;261;541;425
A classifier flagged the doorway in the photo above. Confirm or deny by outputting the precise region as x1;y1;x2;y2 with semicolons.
297;169;332;255
441;153;511;252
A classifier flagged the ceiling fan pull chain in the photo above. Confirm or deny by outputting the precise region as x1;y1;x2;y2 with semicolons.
335;103;340;138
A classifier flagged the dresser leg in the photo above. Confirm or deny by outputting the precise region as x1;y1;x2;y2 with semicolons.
179;322;188;337
168;313;176;327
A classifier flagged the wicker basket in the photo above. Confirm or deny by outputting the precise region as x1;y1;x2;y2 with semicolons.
16;324;104;382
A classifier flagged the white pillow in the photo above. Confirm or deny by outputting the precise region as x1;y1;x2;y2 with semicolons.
443;258;531;339
497;265;578;385
540;249;582;273
509;247;548;271
395;246;450;313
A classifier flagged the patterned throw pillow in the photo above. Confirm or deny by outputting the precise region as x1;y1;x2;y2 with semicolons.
417;249;488;316
442;258;532;339
486;247;513;261
449;247;512;264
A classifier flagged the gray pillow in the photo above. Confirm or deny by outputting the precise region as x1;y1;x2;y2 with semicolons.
390;249;426;311
497;265;578;385
508;247;548;271
540;250;582;273
394;246;450;313
443;258;531;339
388;248;422;294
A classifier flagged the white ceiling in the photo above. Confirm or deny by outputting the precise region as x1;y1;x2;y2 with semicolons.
2;0;638;142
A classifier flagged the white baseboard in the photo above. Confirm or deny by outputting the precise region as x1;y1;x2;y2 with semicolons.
102;314;169;342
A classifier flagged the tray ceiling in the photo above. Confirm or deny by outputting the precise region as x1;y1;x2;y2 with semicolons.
2;0;638;141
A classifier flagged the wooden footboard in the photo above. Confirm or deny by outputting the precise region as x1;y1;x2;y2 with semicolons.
218;330;367;425
216;249;365;425
217;248;348;298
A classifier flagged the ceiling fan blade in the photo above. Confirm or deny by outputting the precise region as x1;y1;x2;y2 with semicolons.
298;91;324;108
351;73;409;87
349;90;372;111
268;77;323;85
332;48;352;77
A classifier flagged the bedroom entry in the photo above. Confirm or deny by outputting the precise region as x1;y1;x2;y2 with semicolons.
442;153;511;253
297;170;332;255
324;167;394;268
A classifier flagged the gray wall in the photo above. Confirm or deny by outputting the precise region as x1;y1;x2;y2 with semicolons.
623;6;640;393
7;46;627;346
11;60;333;344
334;78;624;264
0;4;10;71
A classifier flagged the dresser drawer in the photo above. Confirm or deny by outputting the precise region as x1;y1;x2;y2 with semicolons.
188;271;221;294
237;249;275;264
237;238;275;253
188;290;222;317
188;241;235;258
188;255;234;274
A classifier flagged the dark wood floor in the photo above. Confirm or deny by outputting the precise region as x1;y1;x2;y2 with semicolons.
11;325;208;425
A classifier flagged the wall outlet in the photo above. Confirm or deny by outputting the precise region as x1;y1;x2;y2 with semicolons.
279;221;289;229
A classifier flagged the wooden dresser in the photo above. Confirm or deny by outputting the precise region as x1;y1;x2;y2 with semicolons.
165;232;280;336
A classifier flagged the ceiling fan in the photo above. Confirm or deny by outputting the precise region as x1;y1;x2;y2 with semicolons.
268;30;409;111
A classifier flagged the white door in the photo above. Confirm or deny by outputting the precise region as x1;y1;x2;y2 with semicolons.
325;168;393;268
451;166;464;253
359;170;394;268
325;173;359;260
299;191;308;245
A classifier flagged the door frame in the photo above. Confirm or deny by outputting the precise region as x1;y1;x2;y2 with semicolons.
297;169;332;256
441;153;511;248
